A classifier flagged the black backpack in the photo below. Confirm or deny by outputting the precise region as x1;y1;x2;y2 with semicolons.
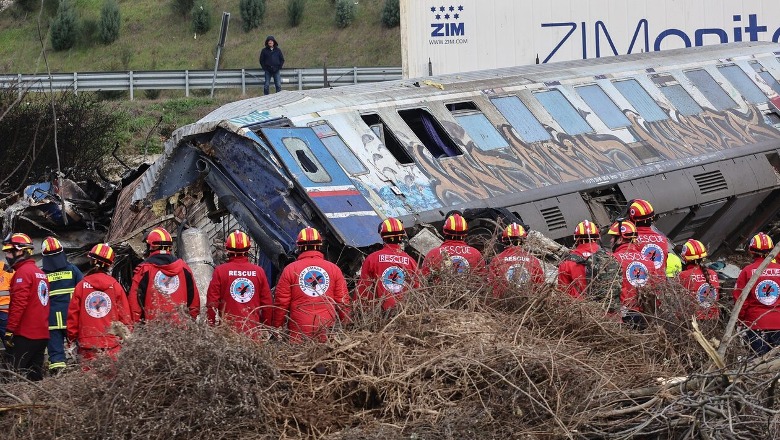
565;248;622;312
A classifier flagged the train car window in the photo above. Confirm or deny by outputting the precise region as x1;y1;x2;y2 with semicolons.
281;137;332;183
718;65;768;104
575;84;631;129
751;61;780;96
490;96;551;143
309;122;368;175
684;69;737;110
613;79;668;122
659;84;703;116
447;101;508;151
534;90;593;135
397;108;463;158
360;114;415;165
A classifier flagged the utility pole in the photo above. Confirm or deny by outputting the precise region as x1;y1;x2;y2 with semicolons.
211;12;230;98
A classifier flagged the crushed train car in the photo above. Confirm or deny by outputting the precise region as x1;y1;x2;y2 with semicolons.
107;42;780;279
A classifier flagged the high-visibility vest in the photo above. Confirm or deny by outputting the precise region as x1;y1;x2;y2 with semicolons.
0;264;13;313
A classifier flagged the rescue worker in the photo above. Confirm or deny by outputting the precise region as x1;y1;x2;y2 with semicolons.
628;199;670;275
558;220;603;299
2;233;49;381
608;220;663;330
666;240;683;278
40;236;83;373
678;239;720;321
0;261;13;350
489;223;544;297
421;213;486;278
67;244;131;362
356;218;419;312
129;227;200;323
733;232;780;356
271;227;350;342
206;230;272;337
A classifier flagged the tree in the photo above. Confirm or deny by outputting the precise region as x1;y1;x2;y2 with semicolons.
99;0;121;44
171;0;195;17
50;0;79;52
334;0;356;29
191;0;212;35
380;0;399;28
287;0;304;27
239;0;265;33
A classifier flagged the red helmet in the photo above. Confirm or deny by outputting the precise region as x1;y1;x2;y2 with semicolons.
296;227;323;247
573;220;599;239
749;232;773;253
443;214;468;236
2;233;34;252
502;223;528;240
681;239;707;262
628;199;654;222
226;230;251;252
145;227;173;249
88;243;115;266
41;236;64;255
607;220;638;240
379;218;405;239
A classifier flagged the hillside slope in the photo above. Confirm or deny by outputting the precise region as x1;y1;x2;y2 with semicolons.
0;0;401;73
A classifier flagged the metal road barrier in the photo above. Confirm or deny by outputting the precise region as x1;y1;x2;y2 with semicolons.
0;67;402;100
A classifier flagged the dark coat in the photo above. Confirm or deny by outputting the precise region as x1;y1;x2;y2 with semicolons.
259;36;285;73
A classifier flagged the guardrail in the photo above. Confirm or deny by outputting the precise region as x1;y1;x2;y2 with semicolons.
0;67;402;100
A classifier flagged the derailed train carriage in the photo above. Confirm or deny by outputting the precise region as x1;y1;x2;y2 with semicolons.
109;42;780;279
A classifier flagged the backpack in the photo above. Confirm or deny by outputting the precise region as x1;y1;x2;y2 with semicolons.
566;248;622;312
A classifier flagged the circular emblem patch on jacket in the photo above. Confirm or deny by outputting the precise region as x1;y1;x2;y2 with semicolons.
299;266;330;297
230;278;256;303
755;280;780;306
449;256;470;273
505;264;530;286
626;261;649;287
85;291;112;318
696;284;717;308
153;272;180;295
38;280;49;306
641;244;664;269
381;266;406;294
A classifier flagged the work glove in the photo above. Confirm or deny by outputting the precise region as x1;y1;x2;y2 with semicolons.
4;331;14;349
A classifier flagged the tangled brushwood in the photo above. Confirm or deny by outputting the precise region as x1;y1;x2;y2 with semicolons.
1;275;780;439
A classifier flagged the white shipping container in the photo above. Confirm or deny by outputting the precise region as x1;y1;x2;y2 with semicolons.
401;0;780;78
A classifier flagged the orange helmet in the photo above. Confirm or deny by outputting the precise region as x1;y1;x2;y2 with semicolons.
749;232;774;253
628;199;654;222
145;227;173;249
379;218;406;239
443;213;468;236
88;243;115;267
607;220;638;240
681;239;707;262
226;230;251;252
41;236;64;255
296;227;323;247
573;220;599;239
502;223;528;241
2;233;34;252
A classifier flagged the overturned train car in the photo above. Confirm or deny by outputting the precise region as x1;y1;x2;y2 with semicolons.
111;42;780;278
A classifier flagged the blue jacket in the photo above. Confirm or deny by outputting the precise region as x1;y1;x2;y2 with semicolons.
43;257;83;330
259;35;285;73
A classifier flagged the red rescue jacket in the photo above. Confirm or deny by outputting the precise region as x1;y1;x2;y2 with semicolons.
271;250;350;342
489;245;545;297
206;256;273;335
6;258;50;340
635;225;669;274
67;271;131;350
557;242;601;299
733;257;780;330
612;242;664;316
129;253;200;322
421;239;485;276
356;244;419;311
679;264;721;320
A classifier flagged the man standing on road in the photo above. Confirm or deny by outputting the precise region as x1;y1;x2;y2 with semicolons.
259;35;285;95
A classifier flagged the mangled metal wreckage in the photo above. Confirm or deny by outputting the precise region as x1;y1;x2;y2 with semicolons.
109;42;780;281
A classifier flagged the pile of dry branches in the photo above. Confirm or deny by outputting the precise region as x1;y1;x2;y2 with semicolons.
1;274;778;439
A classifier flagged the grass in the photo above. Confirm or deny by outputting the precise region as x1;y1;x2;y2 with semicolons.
0;0;402;73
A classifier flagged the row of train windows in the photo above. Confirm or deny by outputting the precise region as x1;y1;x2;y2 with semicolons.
301;61;780;177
